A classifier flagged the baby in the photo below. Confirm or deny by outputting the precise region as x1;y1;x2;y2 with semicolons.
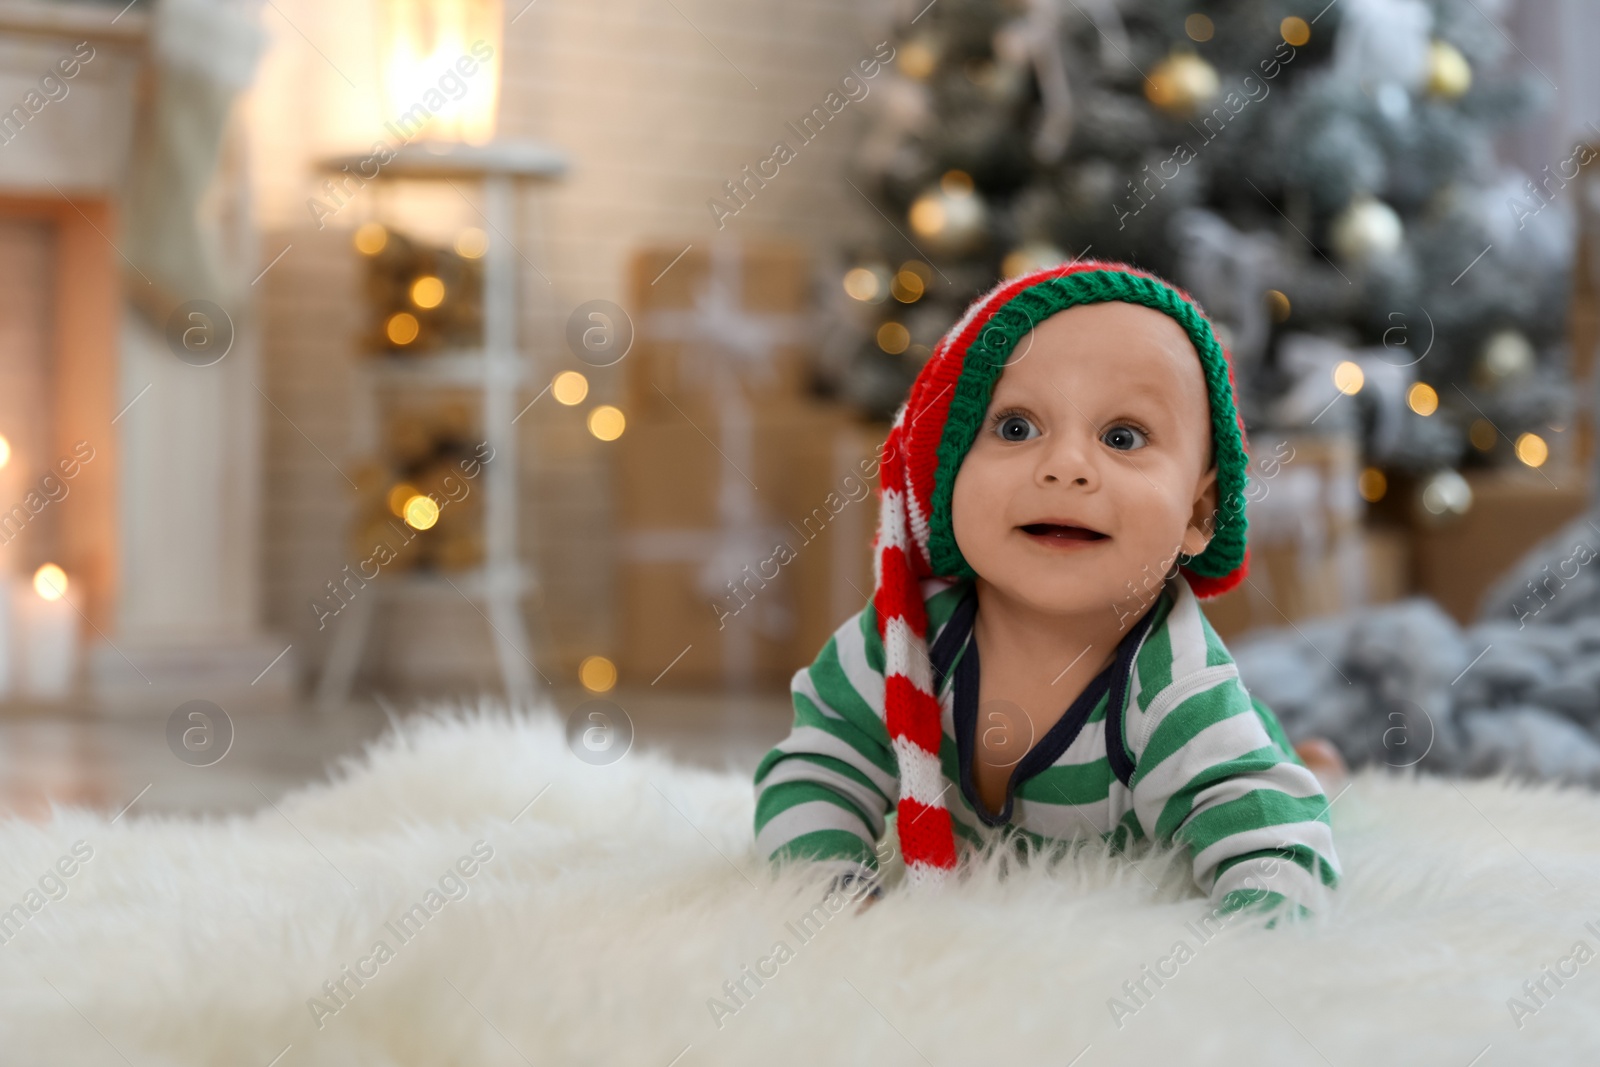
753;261;1343;920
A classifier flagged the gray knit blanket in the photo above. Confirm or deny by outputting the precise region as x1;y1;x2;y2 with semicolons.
1232;509;1600;785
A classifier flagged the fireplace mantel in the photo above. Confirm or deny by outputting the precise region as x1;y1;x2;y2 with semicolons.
0;0;146;194
0;1;294;707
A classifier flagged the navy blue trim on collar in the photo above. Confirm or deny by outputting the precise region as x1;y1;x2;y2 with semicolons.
929;585;979;695
947;592;1163;827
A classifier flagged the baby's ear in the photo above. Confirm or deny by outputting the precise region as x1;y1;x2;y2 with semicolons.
1182;464;1220;557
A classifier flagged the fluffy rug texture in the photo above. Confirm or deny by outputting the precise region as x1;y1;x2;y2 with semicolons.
4;705;1600;1065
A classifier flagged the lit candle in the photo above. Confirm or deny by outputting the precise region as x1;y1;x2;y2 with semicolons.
17;564;78;700
0;570;13;698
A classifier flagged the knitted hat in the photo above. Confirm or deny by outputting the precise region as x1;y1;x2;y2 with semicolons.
871;260;1252;888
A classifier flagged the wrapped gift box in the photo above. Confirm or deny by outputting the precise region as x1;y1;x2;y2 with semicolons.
616;401;884;688
1203;525;1410;642
1409;466;1589;625
1200;428;1400;640
625;240;813;423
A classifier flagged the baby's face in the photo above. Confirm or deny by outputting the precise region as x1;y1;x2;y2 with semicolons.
950;302;1219;621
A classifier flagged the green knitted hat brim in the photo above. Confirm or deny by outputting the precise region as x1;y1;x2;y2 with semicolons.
927;269;1249;581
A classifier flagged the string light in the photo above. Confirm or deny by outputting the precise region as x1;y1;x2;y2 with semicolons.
454;228;488;258
877;322;911;354
890;270;925;303
1333;361;1364;395
354;223;388;255
403;494;440;530
388;483;418;517
1469;419;1497;451
1281;16;1310;45
1406;382;1438;416
844;267;883;302
588;405;626;441
1515;432;1549;468
579;655;618;692
553;371;589;406
1185;13;1214;41
1358;467;1387;503
386;312;420;345
410;276;445;309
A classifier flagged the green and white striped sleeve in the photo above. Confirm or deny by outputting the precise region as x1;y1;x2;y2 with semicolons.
1125;603;1341;918
753;601;899;881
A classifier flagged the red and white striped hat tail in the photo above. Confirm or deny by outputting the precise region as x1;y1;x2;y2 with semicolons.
874;404;959;881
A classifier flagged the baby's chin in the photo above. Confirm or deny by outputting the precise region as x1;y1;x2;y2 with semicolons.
976;571;1138;621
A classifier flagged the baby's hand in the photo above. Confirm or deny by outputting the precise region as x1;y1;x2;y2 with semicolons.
830;869;884;914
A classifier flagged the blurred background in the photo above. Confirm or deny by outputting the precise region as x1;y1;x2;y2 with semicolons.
2;0;1600;817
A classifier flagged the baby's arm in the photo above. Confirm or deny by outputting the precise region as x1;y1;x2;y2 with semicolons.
1124;665;1342;919
753;604;899;884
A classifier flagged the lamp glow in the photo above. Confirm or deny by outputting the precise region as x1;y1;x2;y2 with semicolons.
33;563;67;601
380;0;502;146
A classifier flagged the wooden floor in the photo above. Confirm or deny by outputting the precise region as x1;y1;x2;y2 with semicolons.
0;687;795;821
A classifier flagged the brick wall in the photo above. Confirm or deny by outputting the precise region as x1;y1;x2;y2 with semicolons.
250;0;894;692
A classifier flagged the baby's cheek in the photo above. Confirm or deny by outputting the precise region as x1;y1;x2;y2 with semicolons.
1133;497;1196;568
950;463;1006;564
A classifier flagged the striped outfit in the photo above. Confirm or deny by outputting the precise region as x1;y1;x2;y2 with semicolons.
753;573;1342;917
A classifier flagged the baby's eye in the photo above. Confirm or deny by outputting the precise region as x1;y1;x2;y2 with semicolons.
995;414;1040;442
1102;424;1148;451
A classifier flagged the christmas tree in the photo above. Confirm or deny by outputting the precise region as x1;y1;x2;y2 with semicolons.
837;0;1571;516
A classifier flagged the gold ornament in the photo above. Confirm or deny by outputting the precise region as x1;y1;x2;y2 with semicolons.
1263;289;1291;323
1145;50;1218;118
1415;468;1473;526
1001;242;1067;279
1472;329;1534;389
908;172;988;253
1426;40;1471;100
898;36;939;81
1329;195;1403;266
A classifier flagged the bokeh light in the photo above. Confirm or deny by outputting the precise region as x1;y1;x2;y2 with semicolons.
33;563;67;601
403;494;440;530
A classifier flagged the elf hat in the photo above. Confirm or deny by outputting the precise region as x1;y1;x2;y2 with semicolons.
871;260;1252;889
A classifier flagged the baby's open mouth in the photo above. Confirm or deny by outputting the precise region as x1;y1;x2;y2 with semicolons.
1019;522;1109;543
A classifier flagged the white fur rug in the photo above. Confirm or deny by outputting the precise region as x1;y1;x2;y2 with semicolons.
3;705;1600;1065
